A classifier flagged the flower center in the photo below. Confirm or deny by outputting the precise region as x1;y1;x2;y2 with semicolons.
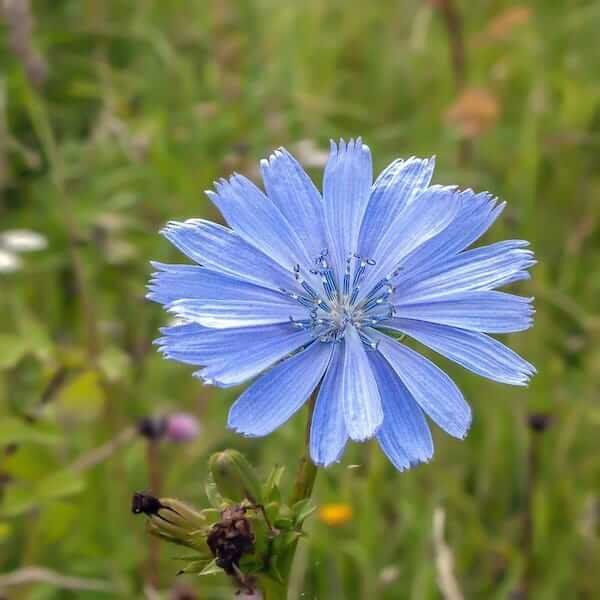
282;250;396;349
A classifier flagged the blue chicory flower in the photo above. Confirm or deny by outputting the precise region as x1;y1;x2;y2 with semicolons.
148;139;536;471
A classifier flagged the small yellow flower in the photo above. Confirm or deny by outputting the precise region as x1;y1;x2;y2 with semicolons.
318;503;353;527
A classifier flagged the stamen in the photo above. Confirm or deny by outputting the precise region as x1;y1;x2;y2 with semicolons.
284;249;393;346
362;289;394;313
301;280;318;298
317;299;332;312
363;277;389;300
297;296;318;309
343;257;351;297
323;267;337;296
352;259;367;289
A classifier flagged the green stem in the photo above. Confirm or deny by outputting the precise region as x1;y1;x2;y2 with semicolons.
258;576;287;600
263;391;318;600
289;392;318;507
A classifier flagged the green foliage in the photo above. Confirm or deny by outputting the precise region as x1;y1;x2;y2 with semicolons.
1;0;600;598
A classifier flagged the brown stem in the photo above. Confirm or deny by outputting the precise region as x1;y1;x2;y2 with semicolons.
436;0;466;88
66;228;99;360
435;0;472;166
145;441;161;589
520;426;539;598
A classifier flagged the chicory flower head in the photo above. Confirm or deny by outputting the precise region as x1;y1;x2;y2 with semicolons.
148;139;535;471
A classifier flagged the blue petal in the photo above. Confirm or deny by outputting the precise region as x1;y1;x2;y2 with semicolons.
359;157;435;258
161;219;295;292
156;321;205;340
340;326;383;441
147;263;306;327
401;190;504;275
309;344;348;467
393;290;535;333
166;298;306;329
369;352;433;471
228;341;333;437
207;173;315;276
323;139;373;274
371;329;471;439
156;322;314;386
396;240;536;303
260;148;327;261
358;185;462;300
196;332;314;388
383;319;536;385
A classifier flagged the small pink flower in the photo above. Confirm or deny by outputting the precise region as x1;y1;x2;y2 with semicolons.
165;413;200;443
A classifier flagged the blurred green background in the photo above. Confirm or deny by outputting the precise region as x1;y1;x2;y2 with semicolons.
1;1;599;598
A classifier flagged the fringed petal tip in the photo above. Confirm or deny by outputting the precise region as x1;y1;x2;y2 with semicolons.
225;422;263;439
389;454;433;474
310;450;346;469
328;137;370;155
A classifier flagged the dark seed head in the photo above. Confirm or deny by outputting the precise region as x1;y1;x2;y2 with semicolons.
206;505;255;575
137;416;167;441
527;412;552;433
131;492;163;515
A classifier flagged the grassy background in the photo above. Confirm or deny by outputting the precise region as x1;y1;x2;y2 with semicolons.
1;1;600;598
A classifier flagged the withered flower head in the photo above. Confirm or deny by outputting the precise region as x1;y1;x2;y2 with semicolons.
206;505;255;575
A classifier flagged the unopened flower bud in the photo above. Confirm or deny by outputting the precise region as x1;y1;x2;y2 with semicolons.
132;492;211;554
209;450;263;504
165;413;200;443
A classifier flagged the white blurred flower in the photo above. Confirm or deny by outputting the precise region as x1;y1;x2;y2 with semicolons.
0;229;47;252
379;565;400;585
0;249;22;273
292;139;329;168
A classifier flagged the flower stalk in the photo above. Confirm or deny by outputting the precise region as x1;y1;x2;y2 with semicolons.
265;390;320;599
289;392;319;507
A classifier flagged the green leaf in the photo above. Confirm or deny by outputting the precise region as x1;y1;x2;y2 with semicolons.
0;521;11;543
0;334;30;369
263;465;285;500
0;484;37;517
176;559;212;575
292;498;317;526
15;312;53;362
278;530;303;548
0;470;85;517
4;445;58;481
36;469;85;501
97;346;131;382
266;465;285;488
198;559;223;577
273;517;294;531
56;370;105;420
268;564;284;584
37;501;79;542
238;556;263;573
0;417;62;446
